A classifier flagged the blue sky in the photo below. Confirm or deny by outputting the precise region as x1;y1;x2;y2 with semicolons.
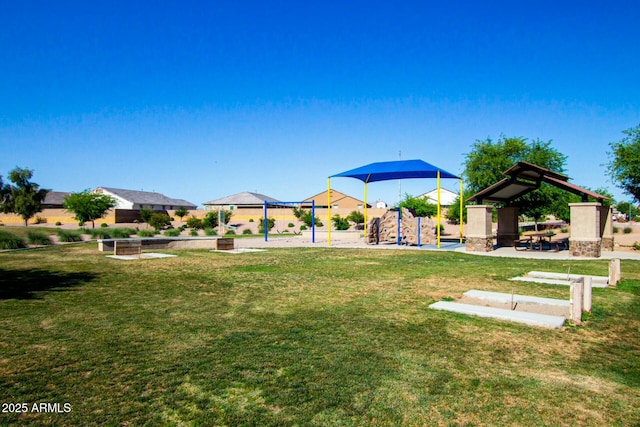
1;1;639;207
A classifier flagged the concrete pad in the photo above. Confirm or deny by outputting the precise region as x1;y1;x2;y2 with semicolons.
210;248;267;254
527;271;608;285
463;290;569;307
430;301;566;329
510;274;608;288
106;253;177;261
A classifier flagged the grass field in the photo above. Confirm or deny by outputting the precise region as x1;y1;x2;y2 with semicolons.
1;243;639;426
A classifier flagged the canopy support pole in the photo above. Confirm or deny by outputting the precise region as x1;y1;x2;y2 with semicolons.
327;178;331;246
364;182;368;239
437;170;441;248
459;179;464;243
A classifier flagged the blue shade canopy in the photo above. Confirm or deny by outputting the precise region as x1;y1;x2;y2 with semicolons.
330;159;459;183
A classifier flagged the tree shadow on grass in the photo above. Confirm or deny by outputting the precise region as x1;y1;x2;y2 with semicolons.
0;267;98;300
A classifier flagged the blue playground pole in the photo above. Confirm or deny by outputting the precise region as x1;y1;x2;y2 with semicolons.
311;201;315;243
264;201;268;242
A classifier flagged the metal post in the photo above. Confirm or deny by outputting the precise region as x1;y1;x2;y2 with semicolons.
311;200;315;244
263;201;268;242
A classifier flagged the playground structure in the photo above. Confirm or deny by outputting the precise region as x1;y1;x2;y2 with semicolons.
328;159;463;247
366;208;437;246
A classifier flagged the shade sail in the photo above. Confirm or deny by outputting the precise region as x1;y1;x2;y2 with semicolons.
330;159;459;183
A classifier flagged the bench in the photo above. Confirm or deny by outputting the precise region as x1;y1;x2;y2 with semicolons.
546;238;569;252
114;240;142;256
513;236;533;251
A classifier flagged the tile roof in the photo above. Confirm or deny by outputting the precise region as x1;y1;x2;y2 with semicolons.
203;192;279;206
97;187;197;208
43;191;71;206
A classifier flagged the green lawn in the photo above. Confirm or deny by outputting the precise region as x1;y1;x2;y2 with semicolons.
1;243;639;426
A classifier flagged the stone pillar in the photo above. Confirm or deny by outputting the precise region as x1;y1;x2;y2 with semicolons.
600;205;614;251
569;203;602;258
466;205;494;252
497;207;519;247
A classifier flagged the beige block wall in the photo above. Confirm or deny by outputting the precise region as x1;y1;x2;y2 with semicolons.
1;207;393;226
0;209;117;225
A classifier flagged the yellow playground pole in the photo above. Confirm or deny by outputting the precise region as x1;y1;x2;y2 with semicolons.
437;170;441;248
459;179;464;243
327;178;331;246
363;182;368;238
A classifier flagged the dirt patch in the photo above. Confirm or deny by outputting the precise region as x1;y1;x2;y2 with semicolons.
457;295;570;317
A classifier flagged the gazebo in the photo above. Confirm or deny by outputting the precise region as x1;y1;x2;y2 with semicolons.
467;161;612;258
328;159;461;247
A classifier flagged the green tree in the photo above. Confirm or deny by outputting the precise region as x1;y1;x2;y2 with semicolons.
616;201;640;221
202;210;232;229
149;212;171;231
445;190;474;224
139;208;153;224
398;194;437;218
0;167;49;226
462;136;568;229
63;191;117;228
174;206;189;222
607;123;640;203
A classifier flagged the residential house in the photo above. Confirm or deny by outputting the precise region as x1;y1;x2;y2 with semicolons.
94;187;197;211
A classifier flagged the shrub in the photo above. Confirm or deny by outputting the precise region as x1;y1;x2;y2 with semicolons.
57;229;82;242
293;208;322;228
55;221;62;226
100;223;108;228
560;227;569;233
137;229;156;237
90;229;111;239
633;242;640;251
204;228;217;236
249;218;254;222
346;210;365;224
149;213;172;231
164;229;181;237
288;222;295;228
27;230;52;245
624;227;633;234
300;225;307;231
186;216;203;229
242;228;253;235
111;228;135;238
225;229;236;235
613;227;620;234
332;215;350;230
258;217;276;233
189;229;199;236
34;216;47;224
0;230;26;249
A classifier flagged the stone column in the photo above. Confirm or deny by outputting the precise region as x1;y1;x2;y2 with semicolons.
466;205;494;252
600;205;614;251
497;207;519;247
569;202;602;258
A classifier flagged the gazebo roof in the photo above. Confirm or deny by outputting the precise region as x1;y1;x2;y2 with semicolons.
469;161;609;204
